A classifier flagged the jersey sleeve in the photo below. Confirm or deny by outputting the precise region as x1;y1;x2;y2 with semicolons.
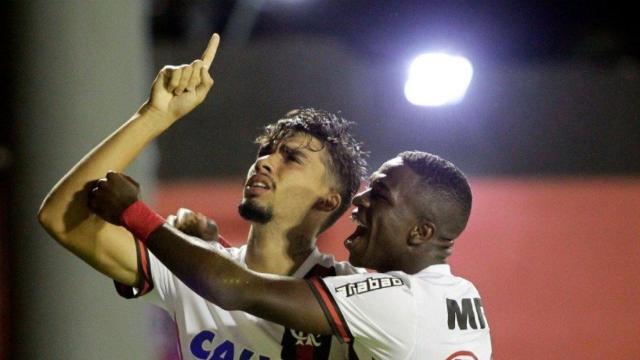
113;238;154;299
113;234;234;312
307;272;417;356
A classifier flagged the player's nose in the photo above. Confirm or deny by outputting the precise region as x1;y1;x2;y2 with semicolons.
255;155;274;174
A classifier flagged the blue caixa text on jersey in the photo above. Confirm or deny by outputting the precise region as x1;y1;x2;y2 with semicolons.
190;330;270;360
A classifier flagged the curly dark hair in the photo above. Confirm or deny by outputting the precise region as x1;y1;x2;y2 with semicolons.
256;108;368;231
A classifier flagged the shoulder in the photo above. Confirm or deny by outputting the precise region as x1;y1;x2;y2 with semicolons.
333;260;368;275
308;271;419;349
202;239;246;262
223;243;246;261
414;266;483;299
315;251;368;275
321;271;413;299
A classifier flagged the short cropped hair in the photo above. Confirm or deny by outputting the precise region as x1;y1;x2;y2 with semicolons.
399;151;472;238
256;108;368;231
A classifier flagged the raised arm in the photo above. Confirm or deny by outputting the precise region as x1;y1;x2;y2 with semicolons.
88;171;334;336
37;34;220;286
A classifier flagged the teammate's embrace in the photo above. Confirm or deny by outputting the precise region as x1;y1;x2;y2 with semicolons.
38;33;369;359
88;151;493;359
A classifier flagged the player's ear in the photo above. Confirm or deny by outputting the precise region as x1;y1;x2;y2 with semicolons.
314;192;341;213
407;220;435;246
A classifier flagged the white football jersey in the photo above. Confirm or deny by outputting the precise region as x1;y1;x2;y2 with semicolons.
115;238;366;360
308;264;492;360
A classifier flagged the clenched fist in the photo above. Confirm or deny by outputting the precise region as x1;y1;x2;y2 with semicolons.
88;171;141;225
167;208;219;241
145;33;220;122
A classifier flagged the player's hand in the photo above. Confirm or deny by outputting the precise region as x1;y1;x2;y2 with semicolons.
167;208;219;241
145;33;220;122
88;171;141;225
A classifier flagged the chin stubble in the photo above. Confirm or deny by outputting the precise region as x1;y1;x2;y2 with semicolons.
238;199;273;224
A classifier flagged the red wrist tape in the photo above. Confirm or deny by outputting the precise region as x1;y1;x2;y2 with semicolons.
120;200;165;243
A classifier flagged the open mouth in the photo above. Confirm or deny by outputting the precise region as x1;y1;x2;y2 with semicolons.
244;175;273;197
244;183;269;197
345;210;368;249
344;225;367;250
246;181;269;190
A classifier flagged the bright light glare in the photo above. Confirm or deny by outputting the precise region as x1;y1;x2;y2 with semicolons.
404;53;473;107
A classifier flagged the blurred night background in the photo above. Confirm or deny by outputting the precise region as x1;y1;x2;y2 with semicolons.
1;1;639;359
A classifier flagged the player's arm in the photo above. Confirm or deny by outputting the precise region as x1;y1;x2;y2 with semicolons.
37;34;220;286
88;171;334;335
150;224;332;335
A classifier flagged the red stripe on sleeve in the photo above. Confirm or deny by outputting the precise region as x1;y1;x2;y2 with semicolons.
217;234;231;248
309;278;352;343
113;238;154;298
137;240;151;295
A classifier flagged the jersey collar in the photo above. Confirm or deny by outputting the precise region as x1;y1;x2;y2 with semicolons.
237;245;322;279
420;264;452;276
291;247;322;278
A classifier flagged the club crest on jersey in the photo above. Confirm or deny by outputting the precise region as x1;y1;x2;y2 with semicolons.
289;330;323;346
335;276;405;297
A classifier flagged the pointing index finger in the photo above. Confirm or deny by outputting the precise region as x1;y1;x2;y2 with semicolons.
201;33;220;69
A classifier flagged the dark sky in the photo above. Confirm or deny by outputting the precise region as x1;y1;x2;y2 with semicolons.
153;1;639;65
147;1;640;179
2;1;637;178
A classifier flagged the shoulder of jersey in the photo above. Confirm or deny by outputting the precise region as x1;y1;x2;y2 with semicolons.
316;251;368;275
202;238;245;261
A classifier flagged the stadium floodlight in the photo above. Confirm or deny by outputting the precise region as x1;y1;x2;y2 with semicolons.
404;53;473;107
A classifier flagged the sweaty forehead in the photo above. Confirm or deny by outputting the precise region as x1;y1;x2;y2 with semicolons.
370;158;420;192
280;132;325;151
370;157;403;180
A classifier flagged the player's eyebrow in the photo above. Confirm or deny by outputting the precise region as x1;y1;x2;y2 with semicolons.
373;179;391;195
368;173;391;194
282;143;309;159
257;142;275;155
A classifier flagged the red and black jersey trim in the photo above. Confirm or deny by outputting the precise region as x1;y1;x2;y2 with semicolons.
281;264;333;359
114;239;153;299
114;234;232;299
216;234;231;248
307;277;354;344
281;264;359;359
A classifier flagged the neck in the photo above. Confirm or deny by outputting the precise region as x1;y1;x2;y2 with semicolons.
400;253;447;274
421;257;447;269
244;223;317;275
